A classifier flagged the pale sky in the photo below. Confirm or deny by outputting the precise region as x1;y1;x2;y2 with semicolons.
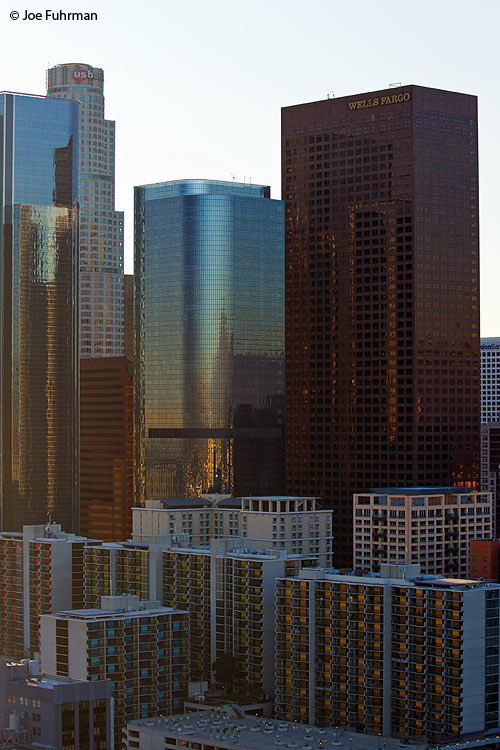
2;0;499;334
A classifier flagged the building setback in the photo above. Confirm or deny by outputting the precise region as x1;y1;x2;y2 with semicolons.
80;356;134;541
283;86;480;566
0;92;80;533
353;487;492;576
135;180;285;502
46;63;124;357
0;659;112;749
275;564;500;741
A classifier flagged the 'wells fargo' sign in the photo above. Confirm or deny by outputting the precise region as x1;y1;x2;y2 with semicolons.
348;92;411;111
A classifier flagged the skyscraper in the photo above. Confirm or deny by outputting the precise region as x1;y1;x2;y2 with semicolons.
481;337;500;423
283;86;480;566
135;180;284;501
80;356;133;541
46;63;124;357
0;92;79;532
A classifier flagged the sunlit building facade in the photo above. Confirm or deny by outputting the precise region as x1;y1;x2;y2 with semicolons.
46;63;124;357
283;86;480;567
80;356;134;541
275;564;500;741
135;180;284;501
0;92;79;532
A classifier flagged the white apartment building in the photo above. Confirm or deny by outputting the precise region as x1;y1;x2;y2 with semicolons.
275;563;500;741
353;487;492;576
41;595;189;750
133;495;333;565
162;537;317;697
84;535;174;607
481;338;500;424
46;63;124;356
0;524;88;659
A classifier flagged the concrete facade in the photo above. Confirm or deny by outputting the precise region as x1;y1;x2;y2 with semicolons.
353;488;492;576
133;495;333;566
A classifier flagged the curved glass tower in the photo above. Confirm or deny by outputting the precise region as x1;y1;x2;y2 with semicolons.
135;180;284;500
0;93;80;532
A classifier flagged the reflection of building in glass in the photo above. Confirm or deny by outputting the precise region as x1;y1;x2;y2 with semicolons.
46;63;124;357
283;86;480;568
0;93;79;532
135;180;284;501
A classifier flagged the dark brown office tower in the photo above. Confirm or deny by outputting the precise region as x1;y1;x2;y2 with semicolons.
80;357;133;541
283;86;480;567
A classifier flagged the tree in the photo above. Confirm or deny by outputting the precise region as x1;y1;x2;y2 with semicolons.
212;653;238;695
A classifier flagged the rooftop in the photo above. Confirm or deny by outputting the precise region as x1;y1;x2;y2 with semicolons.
136;180;272;200
370;487;481;496
128;709;426;750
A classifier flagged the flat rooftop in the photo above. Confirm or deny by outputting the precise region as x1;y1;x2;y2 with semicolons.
370;487;480;496
128;709;426;750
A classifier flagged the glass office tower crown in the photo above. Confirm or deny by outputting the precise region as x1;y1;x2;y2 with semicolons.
135;179;284;500
0;93;80;532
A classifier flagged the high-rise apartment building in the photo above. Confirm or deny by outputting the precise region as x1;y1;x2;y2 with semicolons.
84;534;169;607
283;86;480;566
0;659;112;749
275;564;500;740
481;338;500;423
0;92;79;533
353;487;492;576
41;595;189;749
135;180;284;501
80;356;134;540
162;538;316;697
46;63;124;357
134;495;333;565
0;524;87;659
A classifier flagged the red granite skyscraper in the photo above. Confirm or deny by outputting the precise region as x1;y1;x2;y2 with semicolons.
283;86;480;566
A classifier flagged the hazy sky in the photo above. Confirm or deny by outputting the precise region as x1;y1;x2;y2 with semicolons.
2;0;499;334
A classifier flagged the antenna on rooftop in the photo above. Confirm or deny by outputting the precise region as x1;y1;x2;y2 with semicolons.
389;82;401;88
327;91;335;99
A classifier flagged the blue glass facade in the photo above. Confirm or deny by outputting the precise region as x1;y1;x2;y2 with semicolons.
0;93;80;531
135;180;284;500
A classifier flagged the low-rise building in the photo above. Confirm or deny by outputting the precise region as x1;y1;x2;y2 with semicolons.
40;595;189;749
275;563;500;741
0;658;112;749
353;488;492;576
469;539;500;581
124;709;427;750
134;495;333;565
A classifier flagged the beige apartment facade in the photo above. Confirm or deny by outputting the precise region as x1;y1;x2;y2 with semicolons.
353;488;492;576
133;495;333;565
